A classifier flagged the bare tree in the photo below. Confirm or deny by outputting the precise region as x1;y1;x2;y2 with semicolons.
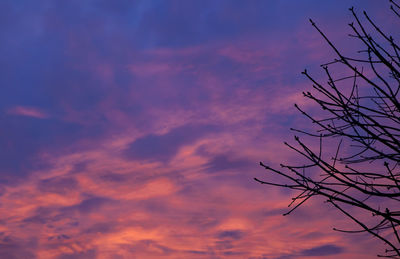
255;1;400;257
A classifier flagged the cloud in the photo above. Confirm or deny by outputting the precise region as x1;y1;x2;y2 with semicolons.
0;234;37;259
7;106;48;119
204;154;253;173
0;1;391;258
71;196;112;214
56;249;97;259
129;239;175;256
300;244;344;257
0;115;82;178
216;230;245;240
124;124;218;162
37;176;78;194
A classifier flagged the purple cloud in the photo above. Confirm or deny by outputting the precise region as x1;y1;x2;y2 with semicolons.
125;124;218;162
300;244;344;256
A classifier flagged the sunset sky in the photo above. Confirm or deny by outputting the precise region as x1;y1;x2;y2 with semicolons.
0;1;397;258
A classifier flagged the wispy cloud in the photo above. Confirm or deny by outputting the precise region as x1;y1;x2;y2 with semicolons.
7;106;49;119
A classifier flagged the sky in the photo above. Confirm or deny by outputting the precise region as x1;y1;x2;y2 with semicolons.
0;0;397;258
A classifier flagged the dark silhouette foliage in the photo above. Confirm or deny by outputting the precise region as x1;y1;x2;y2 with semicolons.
256;1;400;257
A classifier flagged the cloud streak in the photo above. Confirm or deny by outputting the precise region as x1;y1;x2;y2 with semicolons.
7;106;48;119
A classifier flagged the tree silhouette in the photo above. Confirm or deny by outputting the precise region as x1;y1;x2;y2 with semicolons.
255;1;400;257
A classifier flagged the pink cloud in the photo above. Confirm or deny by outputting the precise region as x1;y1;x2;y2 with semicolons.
0;118;384;258
0;15;389;258
7;106;49;119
